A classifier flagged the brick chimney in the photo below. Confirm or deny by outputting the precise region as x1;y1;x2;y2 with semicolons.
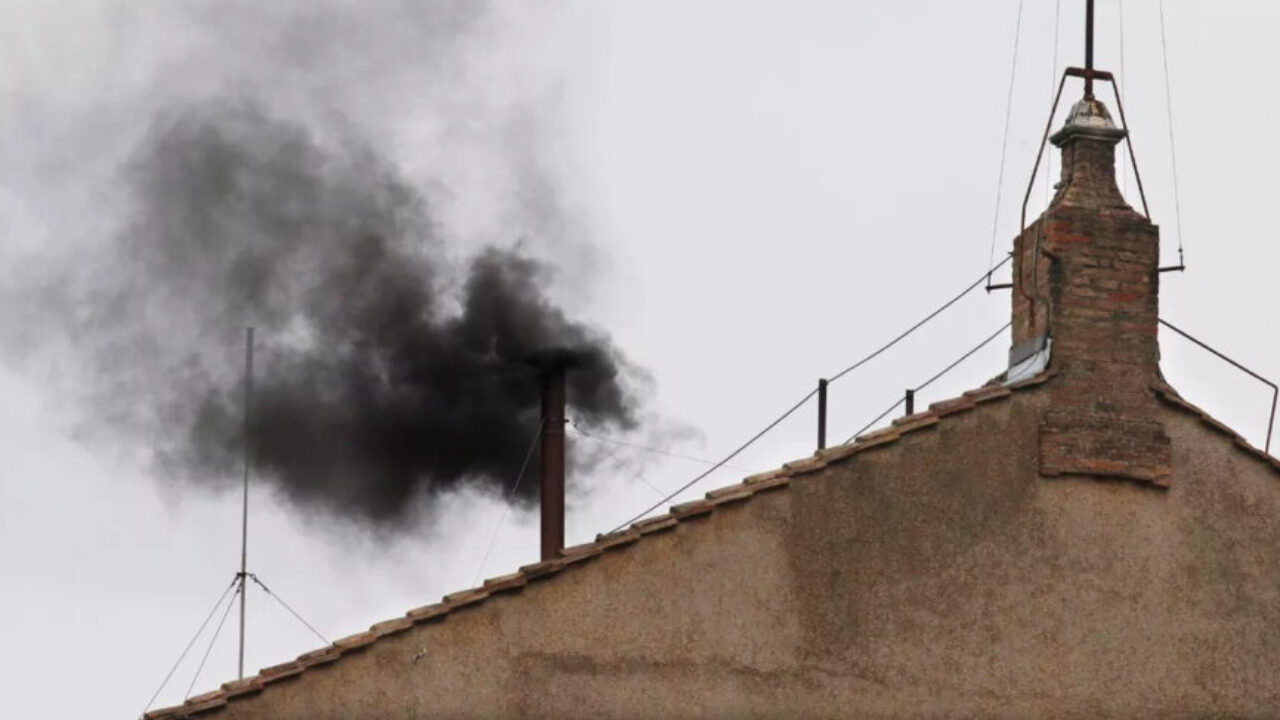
1011;95;1171;485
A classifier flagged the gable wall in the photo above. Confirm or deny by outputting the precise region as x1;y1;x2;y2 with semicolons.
210;388;1280;719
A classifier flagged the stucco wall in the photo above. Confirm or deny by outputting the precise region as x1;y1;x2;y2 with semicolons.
211;388;1280;719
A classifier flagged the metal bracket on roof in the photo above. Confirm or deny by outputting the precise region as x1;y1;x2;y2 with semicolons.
1159;319;1276;453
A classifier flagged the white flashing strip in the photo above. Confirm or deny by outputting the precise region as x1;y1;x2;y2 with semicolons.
1006;337;1051;385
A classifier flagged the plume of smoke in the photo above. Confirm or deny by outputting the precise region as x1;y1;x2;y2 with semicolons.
74;99;636;527
0;1;652;530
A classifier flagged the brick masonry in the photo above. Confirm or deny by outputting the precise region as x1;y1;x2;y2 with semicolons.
1013;100;1171;485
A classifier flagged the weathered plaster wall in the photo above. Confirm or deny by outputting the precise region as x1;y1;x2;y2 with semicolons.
789;393;1280;717
211;388;1280;719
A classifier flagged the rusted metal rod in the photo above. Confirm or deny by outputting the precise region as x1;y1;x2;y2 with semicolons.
1159;319;1277;454
539;359;568;561
1017;71;1070;319
1085;0;1096;98
1102;74;1152;219
1020;72;1070;235
1065;67;1113;82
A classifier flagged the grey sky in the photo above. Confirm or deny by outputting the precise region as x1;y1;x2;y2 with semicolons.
2;2;1276;717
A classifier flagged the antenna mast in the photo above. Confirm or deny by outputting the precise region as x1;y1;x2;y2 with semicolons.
141;328;332;716
238;327;254;679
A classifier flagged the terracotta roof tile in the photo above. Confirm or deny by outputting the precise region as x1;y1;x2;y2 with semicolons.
855;425;901;444
333;631;378;652
781;456;829;476
964;384;1012;404
591;528;642;550
669;498;716;520
481;571;528;595
891;412;940;433
220;677;263;700
742;475;790;495
258;660;304;681
148;371;1064;719
558;543;603;565
928;396;977;417
441;588;490;609
406;601;450;623
369;616;414;637
518;552;568;569
812;443;862;463
296;646;341;668
849;429;902;450
186;689;223;705
146;689;228;719
184;695;227;715
704;483;755;502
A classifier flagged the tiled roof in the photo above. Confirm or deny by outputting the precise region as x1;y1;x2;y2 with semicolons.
144;370;1278;719
1152;380;1280;474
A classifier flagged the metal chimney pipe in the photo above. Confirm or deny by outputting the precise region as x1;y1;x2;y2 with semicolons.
539;359;567;561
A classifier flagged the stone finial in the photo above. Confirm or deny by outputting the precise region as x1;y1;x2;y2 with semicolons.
1046;97;1130;211
1051;97;1126;144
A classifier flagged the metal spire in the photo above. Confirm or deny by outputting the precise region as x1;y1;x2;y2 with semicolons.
1084;0;1096;98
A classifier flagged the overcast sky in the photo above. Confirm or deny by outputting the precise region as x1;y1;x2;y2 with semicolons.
2;1;1277;717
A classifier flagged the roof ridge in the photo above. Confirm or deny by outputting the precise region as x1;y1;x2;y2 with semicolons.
143;371;1057;720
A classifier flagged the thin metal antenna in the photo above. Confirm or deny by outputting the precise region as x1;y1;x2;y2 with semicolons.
143;327;329;708
238;327;254;679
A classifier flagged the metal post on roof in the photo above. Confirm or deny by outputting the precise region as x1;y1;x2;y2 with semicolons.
905;388;915;416
817;379;829;451
238;327;253;679
1085;0;1096;99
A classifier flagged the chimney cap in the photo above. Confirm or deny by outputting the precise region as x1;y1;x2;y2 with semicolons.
523;347;588;373
1051;96;1126;147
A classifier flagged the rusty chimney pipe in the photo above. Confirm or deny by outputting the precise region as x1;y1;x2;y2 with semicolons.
537;356;568;561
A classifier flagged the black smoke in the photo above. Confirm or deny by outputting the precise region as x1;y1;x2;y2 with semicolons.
87;99;638;527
